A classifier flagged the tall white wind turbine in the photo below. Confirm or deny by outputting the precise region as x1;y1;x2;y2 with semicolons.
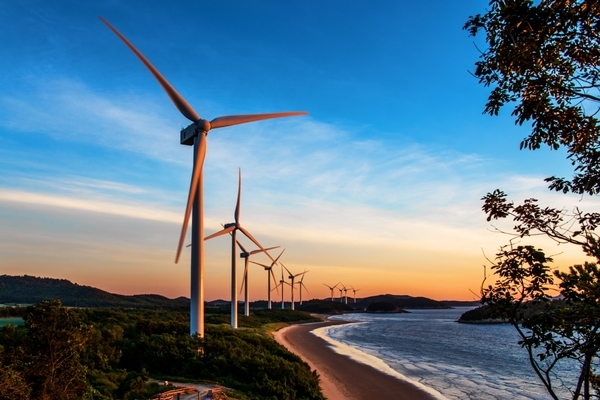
323;283;339;302
204;170;273;329
100;18;307;337
237;240;279;317
283;265;305;311
251;249;285;309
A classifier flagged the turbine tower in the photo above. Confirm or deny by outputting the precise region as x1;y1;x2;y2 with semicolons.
283;265;305;311
100;18;307;337
204;169;272;329
337;284;345;303
251;249;285;309
323;282;339;302
350;287;360;303
296;270;309;305
237;241;279;317
273;265;291;310
343;285;349;304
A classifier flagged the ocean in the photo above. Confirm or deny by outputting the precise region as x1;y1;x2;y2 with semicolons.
317;307;575;400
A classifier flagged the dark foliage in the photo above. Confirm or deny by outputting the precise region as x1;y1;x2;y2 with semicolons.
365;301;404;313
466;1;600;398
0;275;188;310
355;294;449;309
0;301;324;400
464;0;600;195
296;300;357;314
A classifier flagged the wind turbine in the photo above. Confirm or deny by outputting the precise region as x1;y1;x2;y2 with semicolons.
323;282;339;302
296;270;309;305
350;287;360;303
204;169;274;329
337;284;345;303
237;241;279;317
343;285;349;304
273;265;291;310
100;18;307;337
283;265;305;311
251;249;285;309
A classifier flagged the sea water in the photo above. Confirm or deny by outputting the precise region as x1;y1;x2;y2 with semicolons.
318;308;576;400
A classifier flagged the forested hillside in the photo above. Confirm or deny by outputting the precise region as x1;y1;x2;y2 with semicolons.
0;275;188;310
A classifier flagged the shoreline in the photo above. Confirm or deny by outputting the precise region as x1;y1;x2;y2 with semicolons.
273;318;442;400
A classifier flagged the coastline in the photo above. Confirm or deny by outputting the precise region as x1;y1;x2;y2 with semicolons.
273;318;442;400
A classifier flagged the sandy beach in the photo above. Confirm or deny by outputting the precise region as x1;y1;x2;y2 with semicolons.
274;319;439;400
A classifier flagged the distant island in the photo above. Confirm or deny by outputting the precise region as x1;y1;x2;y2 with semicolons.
365;300;408;313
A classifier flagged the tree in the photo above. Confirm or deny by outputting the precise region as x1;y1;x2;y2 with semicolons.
22;300;92;400
464;0;600;195
465;1;600;398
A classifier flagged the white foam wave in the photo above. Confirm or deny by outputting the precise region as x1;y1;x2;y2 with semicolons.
312;323;449;400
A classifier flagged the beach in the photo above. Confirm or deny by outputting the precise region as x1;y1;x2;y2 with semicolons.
274;319;439;400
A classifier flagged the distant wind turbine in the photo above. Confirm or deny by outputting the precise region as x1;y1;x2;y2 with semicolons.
273;265;292;310
343;285;349;304
283;265;305;311
237;240;279;316
296;271;309;305
100;18;307;337
323;282;339;302
204;169;273;329
350;287;360;303
337;284;345;303
251;249;286;309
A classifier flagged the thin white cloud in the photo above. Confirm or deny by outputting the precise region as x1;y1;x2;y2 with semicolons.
0;189;180;223
1;78;188;164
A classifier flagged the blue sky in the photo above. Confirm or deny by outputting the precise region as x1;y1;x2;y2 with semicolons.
1;1;595;301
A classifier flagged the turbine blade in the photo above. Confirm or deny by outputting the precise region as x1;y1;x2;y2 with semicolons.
99;17;200;123
235;168;241;224
273;248;286;265
240;261;249;295
175;134;206;263
250;260;270;268
236;239;248;254
302;282;310;295
271;268;279;295
248;245;280;256
238;226;267;254
204;225;235;241
210;112;308;129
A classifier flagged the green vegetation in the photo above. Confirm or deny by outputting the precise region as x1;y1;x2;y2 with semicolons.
465;1;600;398
0;300;325;400
0;275;188;310
296;299;358;314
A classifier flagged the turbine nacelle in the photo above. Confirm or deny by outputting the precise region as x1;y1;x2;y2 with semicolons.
180;121;210;145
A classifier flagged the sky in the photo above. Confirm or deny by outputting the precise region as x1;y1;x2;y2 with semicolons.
1;1;597;302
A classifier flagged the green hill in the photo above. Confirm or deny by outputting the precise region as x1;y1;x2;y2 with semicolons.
0;275;188;310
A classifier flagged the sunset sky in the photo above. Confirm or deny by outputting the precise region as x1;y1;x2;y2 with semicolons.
1;1;597;302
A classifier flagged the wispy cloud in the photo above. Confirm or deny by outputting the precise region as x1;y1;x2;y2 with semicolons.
1;78;188;164
0;189;180;223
